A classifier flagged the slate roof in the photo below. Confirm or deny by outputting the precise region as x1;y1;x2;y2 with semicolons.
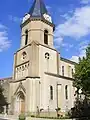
29;0;48;18
61;57;77;65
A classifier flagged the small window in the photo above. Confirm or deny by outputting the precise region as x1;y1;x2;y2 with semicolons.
25;64;27;68
50;86;53;100
68;66;71;77
25;30;28;45
19;67;21;71
22;66;24;71
65;85;68;100
62;66;64;76
22;52;27;60
17;68;19;72
44;30;48;45
72;69;74;77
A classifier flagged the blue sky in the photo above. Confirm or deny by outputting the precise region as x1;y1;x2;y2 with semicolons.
0;0;90;78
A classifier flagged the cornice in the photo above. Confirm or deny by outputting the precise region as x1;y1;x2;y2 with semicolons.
61;57;77;65
45;72;74;81
15;61;29;68
20;18;55;31
14;41;58;54
10;76;40;83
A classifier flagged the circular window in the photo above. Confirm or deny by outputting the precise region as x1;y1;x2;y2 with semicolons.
45;52;50;59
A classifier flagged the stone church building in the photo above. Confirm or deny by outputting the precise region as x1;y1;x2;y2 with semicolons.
0;0;77;117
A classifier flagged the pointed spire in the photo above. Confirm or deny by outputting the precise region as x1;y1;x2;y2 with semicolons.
29;0;48;17
27;0;55;30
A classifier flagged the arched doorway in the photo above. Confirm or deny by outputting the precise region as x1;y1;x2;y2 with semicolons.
15;91;25;114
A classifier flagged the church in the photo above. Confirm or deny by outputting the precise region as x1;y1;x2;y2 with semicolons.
1;0;77;117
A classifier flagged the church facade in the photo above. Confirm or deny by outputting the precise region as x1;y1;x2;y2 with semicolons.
1;0;77;117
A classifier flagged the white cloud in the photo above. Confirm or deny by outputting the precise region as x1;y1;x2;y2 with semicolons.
54;5;90;57
60;13;72;20
71;50;86;63
54;37;63;49
8;15;22;23
70;51;85;63
70;41;89;63
0;24;7;29
46;5;51;10
0;24;11;52
55;6;90;39
62;43;73;48
70;56;79;63
81;0;90;4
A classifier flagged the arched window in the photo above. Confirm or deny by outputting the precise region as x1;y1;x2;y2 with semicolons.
44;30;48;45
65;85;68;100
72;69;74;77
25;64;27;68
17;68;19;72
62;66;64;76
25;30;28;45
50;86;53;100
22;66;24;71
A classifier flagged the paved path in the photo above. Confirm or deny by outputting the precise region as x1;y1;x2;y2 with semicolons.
0;118;8;120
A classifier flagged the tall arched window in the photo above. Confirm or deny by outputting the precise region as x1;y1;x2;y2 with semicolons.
72;69;74;78
25;30;28;45
62;66;64;76
65;85;68;100
50;86;53;100
44;30;48;45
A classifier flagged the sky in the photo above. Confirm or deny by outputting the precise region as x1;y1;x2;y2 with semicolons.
0;0;90;78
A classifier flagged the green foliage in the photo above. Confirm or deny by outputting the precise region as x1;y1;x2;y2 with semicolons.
30;115;70;119
69;98;90;120
19;114;26;120
73;44;90;96
0;84;8;113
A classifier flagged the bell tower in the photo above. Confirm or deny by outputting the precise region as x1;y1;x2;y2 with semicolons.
12;0;56;81
10;0;60;115
20;0;55;48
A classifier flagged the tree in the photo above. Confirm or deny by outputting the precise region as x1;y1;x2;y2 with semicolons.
69;98;90;120
69;44;90;119
0;84;8;113
73;44;90;97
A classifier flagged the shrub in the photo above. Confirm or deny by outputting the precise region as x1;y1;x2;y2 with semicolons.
19;113;26;120
69;98;90;120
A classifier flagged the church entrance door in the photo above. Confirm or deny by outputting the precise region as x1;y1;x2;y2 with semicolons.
20;97;25;113
16;91;25;114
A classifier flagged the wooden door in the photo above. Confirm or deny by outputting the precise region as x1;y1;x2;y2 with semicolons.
21;99;25;113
